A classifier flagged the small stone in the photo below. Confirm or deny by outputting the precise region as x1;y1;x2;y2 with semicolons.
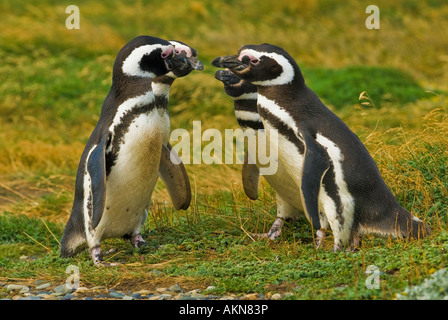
122;295;133;300
61;294;75;300
34;280;44;285
19;286;30;294
36;283;51;290
205;286;216;291
6;284;26;291
131;293;143;299
148;295;160;300
242;293;258;300
45;295;59;300
159;294;173;300
110;291;125;298
271;293;282;300
90;286;105;290
17;296;41;300
187;289;201;295
168;283;183;293
156;287;167;293
137;289;153;295
36;292;51;298
74;287;90;294
84;297;94;300
54;284;74;295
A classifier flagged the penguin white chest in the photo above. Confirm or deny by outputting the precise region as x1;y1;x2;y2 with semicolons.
256;94;305;210
99;110;165;238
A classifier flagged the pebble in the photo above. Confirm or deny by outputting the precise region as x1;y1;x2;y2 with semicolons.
168;283;183;293
53;284;75;295
271;293;282;300
6;284;27;291
110;291;125;299
35;283;51;290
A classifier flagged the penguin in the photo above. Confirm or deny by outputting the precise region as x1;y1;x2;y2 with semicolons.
60;36;199;265
212;44;430;250
151;40;203;202
214;69;262;201
214;68;322;242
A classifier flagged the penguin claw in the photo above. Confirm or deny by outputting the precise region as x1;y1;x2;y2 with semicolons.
252;218;285;240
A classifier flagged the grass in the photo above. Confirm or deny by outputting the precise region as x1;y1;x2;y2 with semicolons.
1;0;447;300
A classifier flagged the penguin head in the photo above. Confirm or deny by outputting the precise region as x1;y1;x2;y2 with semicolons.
116;35;183;80
212;43;303;86
165;40;204;78
214;69;257;99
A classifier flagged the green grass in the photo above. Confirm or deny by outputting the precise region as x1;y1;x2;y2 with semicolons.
0;0;447;300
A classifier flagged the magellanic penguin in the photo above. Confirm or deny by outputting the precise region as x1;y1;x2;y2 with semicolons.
214;69;311;242
212;44;431;250
60;36;199;265
214;69;262;201
151;40;203;197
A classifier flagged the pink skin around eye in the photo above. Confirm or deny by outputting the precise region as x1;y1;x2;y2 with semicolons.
174;45;192;58
161;46;174;58
238;53;259;65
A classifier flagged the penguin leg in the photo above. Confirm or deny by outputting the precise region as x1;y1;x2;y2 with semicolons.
315;229;326;249
90;246;104;266
129;235;147;248
242;150;260;200
253;193;298;240
90;244;120;266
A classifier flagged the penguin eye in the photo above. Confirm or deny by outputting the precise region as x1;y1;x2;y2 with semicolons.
174;49;182;55
250;59;259;65
161;48;173;59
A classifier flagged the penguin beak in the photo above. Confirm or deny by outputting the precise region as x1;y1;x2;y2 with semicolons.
214;69;240;84
188;57;204;71
172;55;204;72
212;55;244;70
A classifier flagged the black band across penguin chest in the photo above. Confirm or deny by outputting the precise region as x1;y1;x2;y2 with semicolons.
105;94;158;176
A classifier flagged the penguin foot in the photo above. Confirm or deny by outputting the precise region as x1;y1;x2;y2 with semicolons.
253;218;285;240
90;246;104;266
130;234;147;248
315;229;326;249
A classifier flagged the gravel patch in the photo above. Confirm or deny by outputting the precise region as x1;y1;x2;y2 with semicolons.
0;281;286;300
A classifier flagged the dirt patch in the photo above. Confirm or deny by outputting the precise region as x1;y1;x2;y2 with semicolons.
0;180;47;211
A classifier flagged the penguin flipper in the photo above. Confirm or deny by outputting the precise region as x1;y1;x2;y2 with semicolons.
87;137;107;229
159;143;191;210
242;151;260;200
299;131;330;231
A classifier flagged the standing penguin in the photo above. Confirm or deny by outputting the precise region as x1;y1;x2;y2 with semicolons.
60;36;198;265
212;44;430;250
214;69;261;201
151;40;203;205
214;69;325;242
